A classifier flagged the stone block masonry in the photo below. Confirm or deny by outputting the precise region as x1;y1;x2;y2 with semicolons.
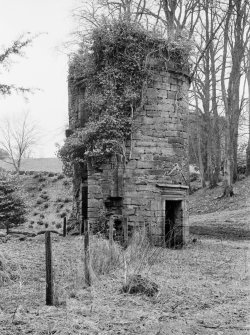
68;64;190;248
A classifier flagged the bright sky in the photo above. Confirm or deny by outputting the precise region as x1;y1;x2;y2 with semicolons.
0;0;78;157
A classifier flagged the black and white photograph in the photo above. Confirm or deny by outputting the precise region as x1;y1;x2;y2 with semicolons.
0;0;249;334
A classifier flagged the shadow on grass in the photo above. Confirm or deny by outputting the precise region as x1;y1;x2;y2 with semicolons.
190;224;250;241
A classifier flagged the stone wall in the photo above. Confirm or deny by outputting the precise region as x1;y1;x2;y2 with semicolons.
68;65;190;246
122;70;189;230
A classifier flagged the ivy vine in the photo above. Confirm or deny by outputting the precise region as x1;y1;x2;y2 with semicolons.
59;20;191;171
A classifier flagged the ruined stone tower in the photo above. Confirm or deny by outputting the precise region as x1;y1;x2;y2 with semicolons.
67;56;190;247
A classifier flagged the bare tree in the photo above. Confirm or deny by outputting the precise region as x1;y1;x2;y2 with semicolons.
73;0;201;38
221;0;250;196
0;112;38;173
245;48;250;176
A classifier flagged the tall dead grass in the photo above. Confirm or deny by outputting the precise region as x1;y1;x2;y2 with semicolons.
123;228;164;277
90;236;122;275
0;252;20;285
53;229;164;300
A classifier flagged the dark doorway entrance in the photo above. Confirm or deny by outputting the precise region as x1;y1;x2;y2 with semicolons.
165;200;183;248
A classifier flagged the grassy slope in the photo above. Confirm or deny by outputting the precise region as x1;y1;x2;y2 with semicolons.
189;176;250;240
0;175;249;334
18;173;73;233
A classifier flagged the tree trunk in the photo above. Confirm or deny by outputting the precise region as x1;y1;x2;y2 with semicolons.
197;122;206;188
209;6;221;187
245;51;250;176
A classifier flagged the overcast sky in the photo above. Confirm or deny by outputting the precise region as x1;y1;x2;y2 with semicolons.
0;0;78;157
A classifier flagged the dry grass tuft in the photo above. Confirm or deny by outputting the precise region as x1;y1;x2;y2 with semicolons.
123;228;164;277
122;274;159;296
0;252;20;285
90;236;122;275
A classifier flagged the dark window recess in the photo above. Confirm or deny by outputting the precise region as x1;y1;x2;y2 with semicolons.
104;196;123;213
165;200;183;248
113;218;123;241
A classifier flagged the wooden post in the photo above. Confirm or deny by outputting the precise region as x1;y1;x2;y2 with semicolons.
63;217;67;237
109;216;114;261
79;220;83;236
79;182;83;236
6;222;9;235
123;217;128;247
84;219;91;286
162;213;166;248
109;216;114;245
45;232;54;305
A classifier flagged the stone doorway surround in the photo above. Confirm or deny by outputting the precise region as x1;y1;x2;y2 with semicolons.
154;184;189;247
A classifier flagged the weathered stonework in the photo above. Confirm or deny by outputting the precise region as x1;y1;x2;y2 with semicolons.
68;65;190;247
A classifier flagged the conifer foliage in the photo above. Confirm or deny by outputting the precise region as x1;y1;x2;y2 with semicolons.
0;173;25;229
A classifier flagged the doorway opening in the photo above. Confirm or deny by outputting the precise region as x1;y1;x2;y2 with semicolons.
165;200;183;248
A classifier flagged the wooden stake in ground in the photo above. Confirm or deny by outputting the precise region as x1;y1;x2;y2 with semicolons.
109;216;114;261
79;220;83;236
123;217;128;247
45;231;54;305
84;219;91;286
63;217;67;237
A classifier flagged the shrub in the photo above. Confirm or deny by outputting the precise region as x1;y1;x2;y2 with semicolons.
63;180;70;187
40;214;45;219
33;211;39;216
40;194;49;200
0;173;25;228
190;172;200;182
56;223;62;229
64;197;71;203
44;203;49;209
122;274;159;297
45;223;49;228
60;212;66;218
57;174;64;180
26;185;37;192
36;199;43;205
38;176;46;182
37;220;44;225
28;224;33;229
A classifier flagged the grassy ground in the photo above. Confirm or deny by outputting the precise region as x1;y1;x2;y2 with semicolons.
0;235;248;334
0;175;249;334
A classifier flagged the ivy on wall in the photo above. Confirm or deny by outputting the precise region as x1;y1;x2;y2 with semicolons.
59;20;191;170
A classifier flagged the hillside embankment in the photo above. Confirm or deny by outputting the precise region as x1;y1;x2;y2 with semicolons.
189;176;250;241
